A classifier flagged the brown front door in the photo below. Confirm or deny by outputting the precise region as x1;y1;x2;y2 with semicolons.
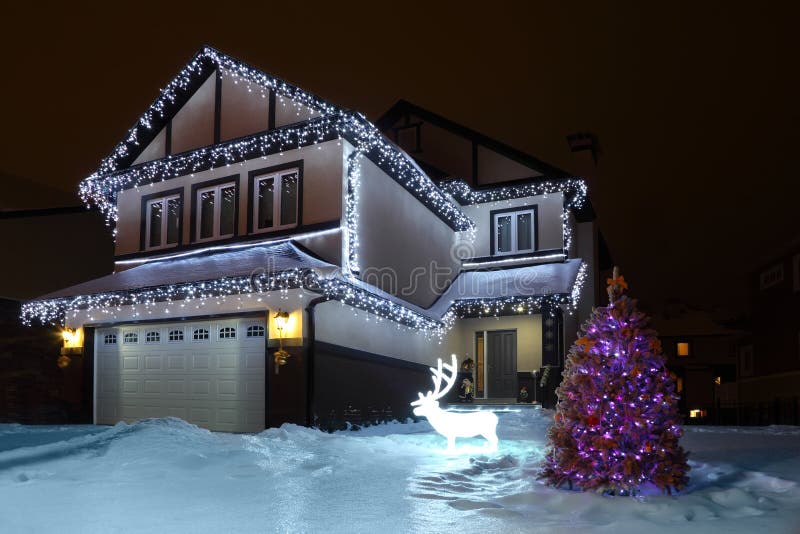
487;330;517;398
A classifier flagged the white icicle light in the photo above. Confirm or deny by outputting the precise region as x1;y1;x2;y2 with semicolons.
410;354;499;452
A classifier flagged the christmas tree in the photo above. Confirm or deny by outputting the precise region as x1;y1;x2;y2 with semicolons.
540;268;689;495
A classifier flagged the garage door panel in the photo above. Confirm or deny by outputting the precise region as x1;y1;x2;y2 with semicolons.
95;318;266;432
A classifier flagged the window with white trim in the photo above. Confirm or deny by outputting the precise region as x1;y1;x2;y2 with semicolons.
145;195;181;250
197;182;236;241
246;325;265;338
145;331;160;343
253;169;299;232
168;329;184;342
103;333;117;345
219;326;236;339
123;332;138;344
193;328;209;341
492;208;536;256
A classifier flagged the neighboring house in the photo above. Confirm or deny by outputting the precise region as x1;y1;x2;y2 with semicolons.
22;46;603;432
654;306;740;422
735;242;800;423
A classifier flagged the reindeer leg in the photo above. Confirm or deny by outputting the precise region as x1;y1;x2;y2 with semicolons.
485;430;498;452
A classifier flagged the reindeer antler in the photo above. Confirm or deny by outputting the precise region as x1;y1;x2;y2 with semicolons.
411;354;458;406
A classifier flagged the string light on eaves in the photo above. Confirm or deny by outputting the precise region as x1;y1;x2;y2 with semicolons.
21;261;588;333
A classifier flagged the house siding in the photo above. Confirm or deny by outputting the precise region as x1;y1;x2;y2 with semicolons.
114;139;346;261
356;157;460;308
457;192;565;259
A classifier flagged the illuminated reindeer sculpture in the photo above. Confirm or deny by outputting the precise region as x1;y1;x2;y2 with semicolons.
411;354;499;452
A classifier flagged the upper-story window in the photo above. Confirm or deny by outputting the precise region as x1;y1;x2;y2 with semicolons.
144;194;181;250
492;207;537;256
253;168;299;232
196;181;237;242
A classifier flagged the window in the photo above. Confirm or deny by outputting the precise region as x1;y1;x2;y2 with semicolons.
246;325;265;338
196;182;237;241
676;342;690;357
219;326;236;339
103;333;117;345
193;328;209;341
145;195;181;250
168;329;184;342
123;332;138;344
145;331;160;343
253;169;299;232
759;263;784;290
492;208;536;256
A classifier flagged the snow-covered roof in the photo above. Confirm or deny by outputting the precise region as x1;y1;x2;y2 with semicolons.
428;259;584;317
35;242;336;301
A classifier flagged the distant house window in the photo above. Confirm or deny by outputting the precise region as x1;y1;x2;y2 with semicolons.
193;328;209;341
145;195;181;250
246;325;265;338
123;332;138;344
168;329;184;342
759;263;784;290
492;207;536;256
196;182;237;242
676;342;690;357
103;333;117;345
219;326;236;339
253;169;299;233
145;331;160;343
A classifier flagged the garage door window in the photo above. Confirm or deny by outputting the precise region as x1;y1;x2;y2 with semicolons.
123;332;138;344
103;333;117;345
246;325;265;338
193;328;209;341
145;331;161;343
219;326;236;340
168;329;184;342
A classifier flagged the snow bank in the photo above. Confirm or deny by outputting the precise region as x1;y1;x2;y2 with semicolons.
1;411;798;533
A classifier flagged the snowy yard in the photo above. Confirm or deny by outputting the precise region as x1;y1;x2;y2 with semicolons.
1;409;799;533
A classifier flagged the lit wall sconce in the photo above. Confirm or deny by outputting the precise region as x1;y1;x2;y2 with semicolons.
273;310;290;374
59;328;84;368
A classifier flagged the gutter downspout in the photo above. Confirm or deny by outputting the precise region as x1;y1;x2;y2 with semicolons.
305;295;330;427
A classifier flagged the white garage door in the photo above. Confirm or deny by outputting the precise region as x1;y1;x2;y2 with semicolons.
95;317;266;432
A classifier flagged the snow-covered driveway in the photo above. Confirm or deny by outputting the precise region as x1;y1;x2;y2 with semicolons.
1;410;799;533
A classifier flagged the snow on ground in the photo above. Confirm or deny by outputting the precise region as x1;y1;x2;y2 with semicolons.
1;409;799;533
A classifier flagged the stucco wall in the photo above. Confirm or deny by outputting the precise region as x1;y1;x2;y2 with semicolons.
219;69;270;141
357;157;460;308
458;193;565;258
313;300;459;367
446;314;543;372
171;72;216;154
115;139;346;259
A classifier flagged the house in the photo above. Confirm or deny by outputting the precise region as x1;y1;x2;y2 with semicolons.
654;305;741;423
22;46;602;432
734;242;800;424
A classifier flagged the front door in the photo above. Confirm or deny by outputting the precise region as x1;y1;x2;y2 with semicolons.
486;330;517;398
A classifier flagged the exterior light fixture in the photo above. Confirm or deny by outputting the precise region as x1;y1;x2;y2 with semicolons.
273;310;291;374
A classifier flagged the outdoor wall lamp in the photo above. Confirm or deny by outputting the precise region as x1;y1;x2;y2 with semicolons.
273;310;291;374
58;327;84;368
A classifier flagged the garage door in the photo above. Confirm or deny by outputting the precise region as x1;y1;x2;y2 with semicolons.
95;317;266;432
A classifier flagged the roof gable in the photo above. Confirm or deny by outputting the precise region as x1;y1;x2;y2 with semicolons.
93;46;338;179
376;100;569;184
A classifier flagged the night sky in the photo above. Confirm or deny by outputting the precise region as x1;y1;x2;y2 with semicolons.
2;2;797;314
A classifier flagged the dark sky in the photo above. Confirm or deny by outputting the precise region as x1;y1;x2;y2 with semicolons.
2;2;798;313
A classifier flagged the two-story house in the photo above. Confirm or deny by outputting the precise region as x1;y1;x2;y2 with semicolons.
23;47;601;432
